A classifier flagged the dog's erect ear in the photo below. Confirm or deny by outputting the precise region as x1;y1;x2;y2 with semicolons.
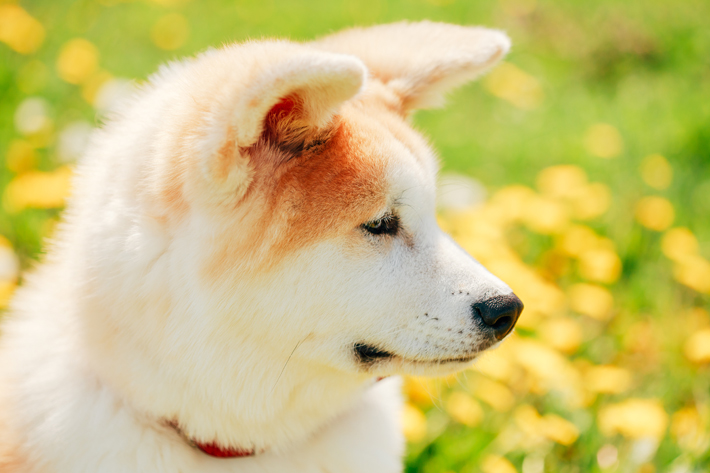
197;48;366;194
312;21;510;111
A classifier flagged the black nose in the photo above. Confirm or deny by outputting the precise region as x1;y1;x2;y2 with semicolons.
472;294;523;340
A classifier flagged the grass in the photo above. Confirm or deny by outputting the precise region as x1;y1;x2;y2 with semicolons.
1;0;709;471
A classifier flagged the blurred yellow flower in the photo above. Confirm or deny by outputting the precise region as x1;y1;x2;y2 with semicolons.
684;329;710;363
81;70;113;105
540;317;582;354
401;403;427;443
5;139;37;173
536;165;587;198
0;5;45;54
521;196;569;234
513;404;579;446
585;365;632;394
0;279;17;309
640;154;672;190
578;247;622;283
583;123;623;158
635;196;674;231
471;376;516;412
598;399;668;440
540;413;579;446
3;166;73;213
446;391;484;426
671;406;706;452
558;225;600;257
673;255;710;294
56;38;100;84
473;351;515;383
513;339;585;406
569;183;611;220
403;376;439;407
490;185;537;223
661;227;699;262
568;283;614;320
151;13;190;51
484;62;544;110
481;454;517;473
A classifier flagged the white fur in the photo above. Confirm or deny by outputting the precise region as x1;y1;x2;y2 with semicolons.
0;22;512;472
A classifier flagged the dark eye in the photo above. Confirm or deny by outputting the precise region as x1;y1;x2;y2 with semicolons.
362;214;399;236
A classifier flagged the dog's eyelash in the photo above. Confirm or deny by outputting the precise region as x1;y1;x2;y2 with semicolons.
361;214;399;236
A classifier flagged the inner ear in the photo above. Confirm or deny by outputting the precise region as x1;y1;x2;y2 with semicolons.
262;95;336;156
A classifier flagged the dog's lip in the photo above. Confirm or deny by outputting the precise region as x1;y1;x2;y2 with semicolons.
354;342;478;366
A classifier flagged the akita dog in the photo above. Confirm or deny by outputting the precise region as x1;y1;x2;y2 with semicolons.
0;21;523;472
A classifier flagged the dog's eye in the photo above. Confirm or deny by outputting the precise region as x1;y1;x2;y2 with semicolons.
362;214;399;236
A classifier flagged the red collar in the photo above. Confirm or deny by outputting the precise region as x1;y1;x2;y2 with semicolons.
169;377;387;458
168;421;255;459
192;441;255;458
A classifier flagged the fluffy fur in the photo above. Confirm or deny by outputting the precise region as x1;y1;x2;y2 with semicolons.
0;21;515;472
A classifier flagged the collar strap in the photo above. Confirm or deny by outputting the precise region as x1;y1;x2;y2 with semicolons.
168;421;255;459
193;441;255;458
169;376;387;458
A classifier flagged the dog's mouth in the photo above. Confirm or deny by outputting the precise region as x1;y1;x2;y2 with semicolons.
353;342;478;366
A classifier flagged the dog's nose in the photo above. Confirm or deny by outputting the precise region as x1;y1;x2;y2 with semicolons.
472;294;523;340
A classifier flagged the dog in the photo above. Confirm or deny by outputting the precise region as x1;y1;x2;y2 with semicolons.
0;21;522;472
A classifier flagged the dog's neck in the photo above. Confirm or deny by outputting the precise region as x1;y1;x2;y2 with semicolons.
78;291;374;454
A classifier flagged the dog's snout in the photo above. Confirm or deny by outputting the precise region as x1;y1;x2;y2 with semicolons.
472;294;523;340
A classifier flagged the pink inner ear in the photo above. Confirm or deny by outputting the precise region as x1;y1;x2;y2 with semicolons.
267;97;296;120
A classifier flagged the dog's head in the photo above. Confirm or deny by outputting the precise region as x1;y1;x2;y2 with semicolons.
79;21;521;447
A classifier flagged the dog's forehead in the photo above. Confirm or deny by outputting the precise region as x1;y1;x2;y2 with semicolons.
338;92;438;200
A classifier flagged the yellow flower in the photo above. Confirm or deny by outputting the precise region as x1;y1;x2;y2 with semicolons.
81;70;113;105
557;225;600;257
401;403;427;443
446;391;484;426
585;365;632;394
470;376;516;412
540;414;580;446
5;139;37;173
481;454;518;473
671;407;706;452
484;62;544;110
635;196;675;231
661;227;699;262
673;256;710;294
569;183;611;220
539;317;582;354
578;247;622;283
0;5;45;54
521;195;569;234
598;399;668;440
3;166;73;213
684;329;710;363
151;13;190;51
640;154;672;190
473;351;515;383
513;339;585;406
403;376;439;407
56;38;100;84
568;283;614;320
490;185;537;223
0;279;17;309
513;405;579;446
536;165;587;198
583;123;623;158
